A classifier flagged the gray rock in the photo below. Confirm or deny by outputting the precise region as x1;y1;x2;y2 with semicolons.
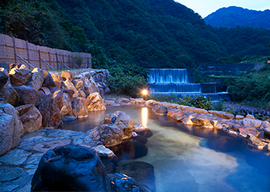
86;92;106;111
38;90;63;129
9;65;31;86
15;85;41;106
72;97;88;118
0;103;23;156
103;111;135;139
27;68;44;90
0;79;19;106
0;67;9;91
86;124;124;147
155;105;168;115
60;93;73;116
16;104;42;133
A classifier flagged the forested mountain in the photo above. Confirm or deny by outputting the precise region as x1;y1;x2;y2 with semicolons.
205;6;270;29
1;1;270;69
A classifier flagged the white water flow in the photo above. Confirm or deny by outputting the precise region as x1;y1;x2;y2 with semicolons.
148;69;217;94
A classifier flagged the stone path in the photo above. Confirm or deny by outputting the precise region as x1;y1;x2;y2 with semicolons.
0;128;87;192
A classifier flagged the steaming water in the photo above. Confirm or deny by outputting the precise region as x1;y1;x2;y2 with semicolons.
62;105;270;192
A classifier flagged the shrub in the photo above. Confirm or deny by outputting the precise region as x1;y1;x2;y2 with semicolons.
148;94;212;110
108;75;147;97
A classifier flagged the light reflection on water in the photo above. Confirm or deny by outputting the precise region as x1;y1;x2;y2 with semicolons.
62;105;270;192
142;107;148;127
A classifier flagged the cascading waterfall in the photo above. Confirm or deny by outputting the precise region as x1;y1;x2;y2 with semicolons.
148;68;217;94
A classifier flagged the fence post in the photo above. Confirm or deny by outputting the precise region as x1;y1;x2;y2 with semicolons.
26;41;30;63
38;50;42;69
68;55;71;68
48;52;51;69
12;37;17;63
62;55;65;70
56;53;59;70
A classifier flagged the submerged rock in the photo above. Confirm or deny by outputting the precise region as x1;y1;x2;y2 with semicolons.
117;161;155;192
108;173;148;192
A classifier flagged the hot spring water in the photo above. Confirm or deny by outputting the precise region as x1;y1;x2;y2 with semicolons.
62;105;270;192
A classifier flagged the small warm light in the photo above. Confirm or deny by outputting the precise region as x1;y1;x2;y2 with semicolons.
142;89;148;95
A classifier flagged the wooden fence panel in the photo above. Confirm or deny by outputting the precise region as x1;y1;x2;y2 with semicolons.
0;34;92;70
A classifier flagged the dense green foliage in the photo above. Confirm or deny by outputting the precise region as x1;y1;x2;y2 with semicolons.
205;6;270;29
223;64;270;108
210;26;270;58
2;0;270;99
148;94;212;110
2;0;270;69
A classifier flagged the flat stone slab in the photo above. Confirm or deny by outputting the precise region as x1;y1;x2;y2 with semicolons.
0;167;24;182
0;149;31;165
32;139;71;153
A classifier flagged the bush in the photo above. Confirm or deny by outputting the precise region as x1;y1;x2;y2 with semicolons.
148;94;212;110
108;75;147;97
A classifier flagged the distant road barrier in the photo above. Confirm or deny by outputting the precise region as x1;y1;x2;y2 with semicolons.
0;33;91;70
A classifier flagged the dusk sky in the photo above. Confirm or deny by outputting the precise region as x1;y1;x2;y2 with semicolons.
175;0;270;18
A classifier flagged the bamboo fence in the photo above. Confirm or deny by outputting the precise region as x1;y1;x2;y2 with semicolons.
0;34;91;70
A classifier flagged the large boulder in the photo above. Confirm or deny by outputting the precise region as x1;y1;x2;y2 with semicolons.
14;85;40;106
87;92;106;111
108;173;147;192
0;79;19;106
74;79;84;91
61;70;73;82
51;74;63;89
63;79;78;97
0;103;23;156
42;70;58;92
0;68;9;91
27;68;44;90
103;111;135;139
38;90;63;128
72;97;88;118
60;93;73;117
86;124;124;147
83;76;99;95
16;104;42;133
9;65;31;86
31;145;110;192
